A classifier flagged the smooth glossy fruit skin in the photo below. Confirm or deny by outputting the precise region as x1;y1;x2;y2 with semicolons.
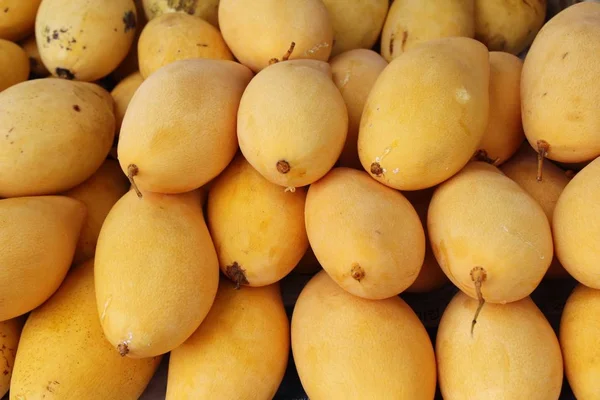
95;189;220;358
500;144;571;279
475;51;524;166
474;0;547;55
428;162;553;304
0;318;24;398
358;36;490;191
237;60;348;189
321;0;389;57
35;0;137;82
291;271;437;400
437;292;563;400
207;154;309;287
142;0;220;27
110;71;144;135
10;260;161;400
63;159;130;265
0;39;29;92
137;12;233;79
521;2;600;163
553;156;600;288
330;49;388;170
218;0;333;73
0;78;115;198
380;0;475;62
0;0;42;41
560;284;600;399
166;279;289;400
0;196;86;321
118;58;253;194
305;167;425;300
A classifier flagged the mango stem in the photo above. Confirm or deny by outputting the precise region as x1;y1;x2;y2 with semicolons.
470;266;487;337
127;164;143;199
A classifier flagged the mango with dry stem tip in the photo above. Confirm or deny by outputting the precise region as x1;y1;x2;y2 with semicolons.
474;51;524;166
118;58;252;194
0;0;42;41
358;36;490;191
0;318;24;398
305;168;425;300
330;49;388;170
0;78;115;198
521;2;600;166
291;271;437;400
0;39;29;92
237;60;348;190
0;196;86;322
437;292;563;400
166;279;289;400
560;284;600;399
428;162;553;332
95;189;219;359
137;12;233;79
218;0;333;73
553;156;600;288
500;144;571;279
142;0;220;27
35;0;138;82
380;0;475;62
207;155;309;288
474;0;547;55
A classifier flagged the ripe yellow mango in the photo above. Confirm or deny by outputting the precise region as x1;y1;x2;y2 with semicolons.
110;71;144;135
0;196;86;321
521;2;600;163
474;0;546;55
218;0;333;72
321;0;389;57
0;0;42;41
305;168;425;300
292;271;437;399
10;260;161;400
437;292;563;399
0;78;115;197
137;12;233;79
207;155;308;287
142;0;219;27
95;189;219;358
0;318;24;398
553;156;600;288
380;0;475;62
166;279;289;399
560;284;600;399
0;39;29;92
63;160;130;265
330;49;387;170
35;0;138;81
428;162;553;304
475;51;524;166
358;37;490;191
237;60;348;189
118;58;252;194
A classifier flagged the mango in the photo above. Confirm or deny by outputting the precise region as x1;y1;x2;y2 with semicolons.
0;39;29;92
0;0;42;42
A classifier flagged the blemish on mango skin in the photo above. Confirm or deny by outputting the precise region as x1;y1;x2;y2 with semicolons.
122;11;137;33
225;262;249;289
351;263;365;282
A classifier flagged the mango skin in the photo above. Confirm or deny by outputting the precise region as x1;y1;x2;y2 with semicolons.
553;156;600;288
521;2;600;163
358;36;490;191
0;78;115;198
560;284;600;400
305;167;426;300
0;196;86;321
166;279;289;400
35;0;137;82
291;270;437;400
428;162;553;304
10;260;161;400
142;0;220;27
110;71;144;135
0;39;29;92
95;189;220;359
437;292;563;400
0;318;24;398
0;0;42;41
